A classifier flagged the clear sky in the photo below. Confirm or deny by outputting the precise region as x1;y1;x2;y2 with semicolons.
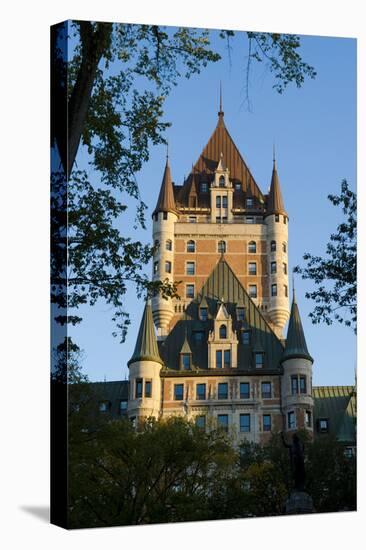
69;28;356;386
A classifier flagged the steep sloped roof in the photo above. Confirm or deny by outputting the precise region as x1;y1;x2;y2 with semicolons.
265;160;287;217
282;293;313;363
176;113;264;207
152;158;178;216
313;386;356;443
159;258;284;371
128;302;163;366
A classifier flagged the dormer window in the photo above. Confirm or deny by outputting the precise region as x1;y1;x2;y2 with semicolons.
199;307;208;321
181;353;191;370
219;176;225;187
237;307;245;321
234;182;241;191
242;330;250;345
248;241;256;253
246;198;254;208
219;324;227;339
99;401;110;413
255;352;264;368
200;182;208;193
318;418;329;433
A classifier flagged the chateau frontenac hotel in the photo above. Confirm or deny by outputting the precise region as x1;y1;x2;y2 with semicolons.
94;102;356;449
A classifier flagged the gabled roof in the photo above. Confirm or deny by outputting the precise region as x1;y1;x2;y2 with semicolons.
159;258;284;371
281;292;313;364
313;386;356;444
128;302;163;366
265;160;287;217
152;157;178;216
176;113;265;207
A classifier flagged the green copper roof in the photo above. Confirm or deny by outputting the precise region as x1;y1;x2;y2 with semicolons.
313;386;356;444
282;294;313;363
159;258;284;371
128;302;163;366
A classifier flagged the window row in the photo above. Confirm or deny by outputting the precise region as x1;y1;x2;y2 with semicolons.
274;214;288;224
184;240;287;254
291;375;307;395
135;378;152;399
173;381;272;401
287;409;312;430
185;283;259;299
153;212;170;221
195;413;272;433
248;261;287;276
98;400;127;414
271;284;288;297
154;260;172;274
215;195;228;208
270;241;287;253
153;239;173;252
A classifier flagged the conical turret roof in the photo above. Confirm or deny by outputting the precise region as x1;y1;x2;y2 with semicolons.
152;157;178;216
281;293;313;363
128;302;164;366
265;160;287;217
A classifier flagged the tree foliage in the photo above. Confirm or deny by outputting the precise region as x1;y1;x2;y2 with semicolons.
294;180;356;332
51;21;316;341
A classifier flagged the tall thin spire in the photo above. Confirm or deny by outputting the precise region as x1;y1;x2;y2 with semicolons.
281;295;313;364
152;155;178;216
265;155;287;217
218;81;224;121
128;301;163;366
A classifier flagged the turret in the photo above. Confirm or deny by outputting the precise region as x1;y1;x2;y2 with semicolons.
151;156;179;335
264;157;290;337
281;290;314;434
210;153;233;223
127;301;164;421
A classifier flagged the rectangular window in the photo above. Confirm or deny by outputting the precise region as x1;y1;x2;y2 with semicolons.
271;284;277;297
119;400;128;412
291;376;299;395
135;379;143;399
216;196;221;208
242;330;250;345
186;284;195;298
186;261;195;275
200;182;208;193
240;414;250;433
165;261;172;273
237;307;245;321
216;216;221;223
200;307;208;321
255;352;264;368
300;376;307;394
181;353;191;370
288;411;295;430
218;414;229;432
218;382;228;399
248;241;256;253
284;216;287;224
246;216;254;224
216;350;222;369
306;410;312;428
271;261;277;274
284;285;288;297
263;414;271;432
195;415;206;429
196;383;206;400
222;196;228;208
318;418;329;432
271;241;276;252
261;381;271;398
174;384;184;401
188;216;197;223
145;380;152;398
224;349;231;368
240;382;250;399
249;284;257;298
99;401;110;412
235;182;241;191
246;197;253;208
153;261;159;274
283;262;287;274
275;214;279;222
248;262;257;275
163;212;168;220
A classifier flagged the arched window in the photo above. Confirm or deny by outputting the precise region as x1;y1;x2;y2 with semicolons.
270;240;276;252
219;176;225;187
166;239;172;251
248;241;256;253
218;240;226;253
282;242;287;253
153;239;160;253
219;324;227;339
187;240;195;253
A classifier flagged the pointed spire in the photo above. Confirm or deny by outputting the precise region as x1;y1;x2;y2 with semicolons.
128;302;163;366
281;295;313;364
217;81;225;126
180;333;192;354
216;152;226;171
152;156;178;216
265;155;287;218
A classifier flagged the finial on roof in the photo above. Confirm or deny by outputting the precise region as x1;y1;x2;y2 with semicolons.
218;81;224;118
166;140;169;161
273;142;276;166
292;272;296;302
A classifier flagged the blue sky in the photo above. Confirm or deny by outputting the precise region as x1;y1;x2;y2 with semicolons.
69;28;356;386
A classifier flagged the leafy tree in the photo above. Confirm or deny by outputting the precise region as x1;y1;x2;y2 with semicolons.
51;22;316;341
294;180;357;332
